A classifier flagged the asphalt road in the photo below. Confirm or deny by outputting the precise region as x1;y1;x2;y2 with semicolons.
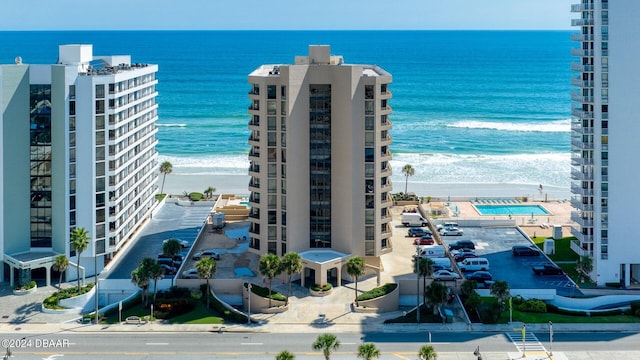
3;331;639;359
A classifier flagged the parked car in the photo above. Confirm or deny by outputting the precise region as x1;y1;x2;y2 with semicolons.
160;263;177;275
156;257;175;267
532;263;564;275
465;271;493;284
158;253;184;264
432;269;461;281
182;268;199;279
448;240;476;251
432;264;453;272
408;227;431;237
163;238;190;248
454;252;478;262
192;249;221;261
439;227;464;236
414;235;435;245
512;245;541;256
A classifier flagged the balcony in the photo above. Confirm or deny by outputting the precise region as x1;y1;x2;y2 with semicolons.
571;183;594;196
571;212;594;227
571;91;594;103
248;118;259;128
570;198;594;212
248;149;260;158
571;156;593;166
381;163;392;176
248;135;260;146
380;117;392;130
381;179;392;192
571;169;593;181
248;103;260;111
571;18;594;26
248;180;260;191
248;164;260;175
571;122;594;135
570;239;594;258
380;133;392;146
571;77;594;88
571;108;593;119
381;149;392;161
571;3;594;12
571;33;594;42
571;48;594;57
571;139;594;150
571;62;594;72
249;211;260;220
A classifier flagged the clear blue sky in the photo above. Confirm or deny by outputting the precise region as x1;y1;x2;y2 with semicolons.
1;0;575;30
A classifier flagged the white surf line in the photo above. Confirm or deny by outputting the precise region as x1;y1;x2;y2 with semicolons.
146;342;169;345
240;342;264;345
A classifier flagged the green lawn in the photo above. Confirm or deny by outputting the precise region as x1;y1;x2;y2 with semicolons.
101;303;154;324
168;300;224;324
532;236;579;262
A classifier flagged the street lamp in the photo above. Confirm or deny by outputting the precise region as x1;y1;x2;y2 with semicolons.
247;283;252;325
95;254;99;325
416;245;420;324
549;321;553;357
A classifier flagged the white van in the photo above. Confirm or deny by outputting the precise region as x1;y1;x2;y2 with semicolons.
402;213;429;227
458;258;490;272
415;245;446;258
436;221;459;231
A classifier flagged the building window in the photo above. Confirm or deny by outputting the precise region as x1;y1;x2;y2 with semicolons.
365;132;375;147
268;211;277;224
267;101;277;115
281;117;286;131
365;85;374;99
95;84;105;98
365;100;374;115
365;116;374;130
96;100;105;114
268;164;277;178
267;85;276;99
268;179;277;193
268;148;277;162
268;132;277;146
268;116;276;130
365;210;374;224
281;85;286;100
69;85;76;99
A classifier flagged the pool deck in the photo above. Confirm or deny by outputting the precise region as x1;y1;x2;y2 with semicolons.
431;199;574;238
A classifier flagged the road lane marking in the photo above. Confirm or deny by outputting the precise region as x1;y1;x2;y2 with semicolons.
240;342;264;345
145;342;168;345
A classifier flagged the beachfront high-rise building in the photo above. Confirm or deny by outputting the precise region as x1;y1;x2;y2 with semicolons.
246;45;393;286
0;45;158;287
570;0;640;286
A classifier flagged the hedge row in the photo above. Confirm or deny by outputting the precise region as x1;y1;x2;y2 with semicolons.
357;283;397;302
201;284;247;323
245;282;286;301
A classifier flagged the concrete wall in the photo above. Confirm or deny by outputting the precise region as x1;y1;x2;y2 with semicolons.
354;283;399;313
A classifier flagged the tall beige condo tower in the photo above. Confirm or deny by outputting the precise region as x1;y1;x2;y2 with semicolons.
247;46;393;287
571;0;640;286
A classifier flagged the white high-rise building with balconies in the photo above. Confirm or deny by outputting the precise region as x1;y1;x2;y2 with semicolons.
246;45;393;287
0;45;158;287
570;0;640;286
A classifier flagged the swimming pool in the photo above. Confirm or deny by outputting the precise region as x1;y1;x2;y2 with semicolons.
474;204;550;216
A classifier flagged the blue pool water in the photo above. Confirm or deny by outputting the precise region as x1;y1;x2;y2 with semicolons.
239;201;250;207
474;204;550;216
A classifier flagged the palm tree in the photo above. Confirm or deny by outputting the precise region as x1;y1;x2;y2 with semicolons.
162;238;182;258
490;280;511;311
275;350;295;360
159;161;173;194
402;164;415;195
52;255;69;289
424;282;449;315
131;266;151;306
460;279;478;297
149;262;165;306
357;343;381;360
312;333;341;360
196;257;217;309
464;292;482;319
418;344;438;360
204;186;216;199
70;227;90;291
279;252;302;305
576;255;593;281
346;256;366;306
259;253;282;308
414;257;434;308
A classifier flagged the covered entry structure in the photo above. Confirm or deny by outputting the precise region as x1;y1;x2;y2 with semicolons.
3;251;81;287
298;250;351;288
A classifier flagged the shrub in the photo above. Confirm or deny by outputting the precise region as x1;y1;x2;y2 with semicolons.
190;289;203;300
311;283;333;292
155;194;166;201
189;192;203;201
247;283;286;301
154;299;194;319
357;283;397;301
479;303;501;324
515;298;547;313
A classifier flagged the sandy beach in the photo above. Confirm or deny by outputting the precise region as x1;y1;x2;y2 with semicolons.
157;173;571;201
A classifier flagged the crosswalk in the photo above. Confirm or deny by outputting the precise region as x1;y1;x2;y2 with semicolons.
506;330;548;353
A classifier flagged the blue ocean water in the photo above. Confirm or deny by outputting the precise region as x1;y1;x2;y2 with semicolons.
0;30;573;190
